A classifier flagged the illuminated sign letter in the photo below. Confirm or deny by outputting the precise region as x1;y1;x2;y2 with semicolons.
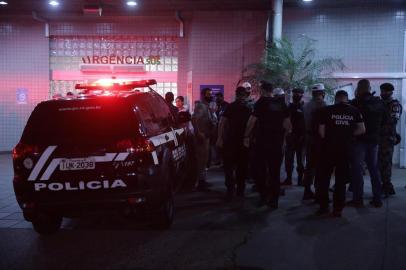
101;56;108;64
93;56;100;64
82;56;90;64
117;56;124;64
109;56;116;65
125;56;133;64
136;56;144;65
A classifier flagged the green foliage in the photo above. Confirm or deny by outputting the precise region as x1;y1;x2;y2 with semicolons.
243;36;345;96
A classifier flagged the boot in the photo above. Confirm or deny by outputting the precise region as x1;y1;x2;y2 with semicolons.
281;177;292;186
383;182;396;196
297;173;303;186
302;187;315;201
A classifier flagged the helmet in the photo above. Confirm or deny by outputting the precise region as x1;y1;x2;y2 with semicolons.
273;88;285;96
311;83;326;92
242;82;252;89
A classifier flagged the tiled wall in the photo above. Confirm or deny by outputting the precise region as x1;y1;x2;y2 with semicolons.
183;11;267;103
0;20;49;151
49;18;179;36
283;6;406;164
283;6;406;73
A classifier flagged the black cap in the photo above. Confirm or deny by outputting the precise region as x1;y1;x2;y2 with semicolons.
260;80;273;92
292;88;304;94
335;90;348;98
380;83;394;92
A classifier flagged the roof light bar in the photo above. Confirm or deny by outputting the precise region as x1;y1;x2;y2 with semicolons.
75;79;157;91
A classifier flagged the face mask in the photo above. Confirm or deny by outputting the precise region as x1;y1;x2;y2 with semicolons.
293;95;302;103
204;96;212;103
381;92;392;100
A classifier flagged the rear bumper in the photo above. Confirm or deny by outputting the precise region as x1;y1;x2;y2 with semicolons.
13;170;168;221
19;190;155;221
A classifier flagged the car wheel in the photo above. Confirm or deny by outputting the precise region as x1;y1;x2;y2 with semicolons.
151;191;174;229
180;150;198;191
32;213;62;235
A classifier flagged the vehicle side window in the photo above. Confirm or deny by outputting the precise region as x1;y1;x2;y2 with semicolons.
153;95;176;130
135;94;160;136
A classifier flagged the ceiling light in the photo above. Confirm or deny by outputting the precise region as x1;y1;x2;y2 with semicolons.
126;1;137;7
303;0;313;2
49;1;60;6
0;1;8;5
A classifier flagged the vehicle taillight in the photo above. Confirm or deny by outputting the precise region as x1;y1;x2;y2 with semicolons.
116;138;154;153
12;142;40;160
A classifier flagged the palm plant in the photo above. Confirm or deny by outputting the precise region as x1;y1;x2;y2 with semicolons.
243;36;345;98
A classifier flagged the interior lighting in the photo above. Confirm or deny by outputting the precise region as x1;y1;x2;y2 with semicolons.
126;1;137;7
0;1;8;5
49;1;60;6
303;0;313;2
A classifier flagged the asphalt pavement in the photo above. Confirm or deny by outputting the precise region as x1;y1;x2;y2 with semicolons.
1;153;406;270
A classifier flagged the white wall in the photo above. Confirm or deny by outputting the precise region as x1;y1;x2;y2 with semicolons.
283;6;406;165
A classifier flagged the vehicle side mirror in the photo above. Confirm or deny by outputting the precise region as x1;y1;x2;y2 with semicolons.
178;111;191;123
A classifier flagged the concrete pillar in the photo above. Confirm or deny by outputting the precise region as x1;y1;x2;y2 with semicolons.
272;0;283;43
400;78;406;168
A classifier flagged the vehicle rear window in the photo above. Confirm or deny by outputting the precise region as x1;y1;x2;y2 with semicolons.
21;98;139;145
134;93;175;136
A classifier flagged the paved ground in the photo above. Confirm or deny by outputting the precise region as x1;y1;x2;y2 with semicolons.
1;153;406;270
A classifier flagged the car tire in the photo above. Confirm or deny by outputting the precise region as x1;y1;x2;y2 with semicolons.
150;190;174;230
32;213;62;235
179;143;198;192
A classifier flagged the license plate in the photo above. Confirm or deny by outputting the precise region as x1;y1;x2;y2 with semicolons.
60;158;96;171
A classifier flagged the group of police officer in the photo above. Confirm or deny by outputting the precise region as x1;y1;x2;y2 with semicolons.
212;79;402;216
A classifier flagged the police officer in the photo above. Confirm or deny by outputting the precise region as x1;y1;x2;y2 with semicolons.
317;90;365;216
349;79;386;208
283;88;305;186
273;88;286;104
217;87;251;199
165;92;179;118
379;83;402;196
192;88;217;191
243;81;291;209
303;83;327;200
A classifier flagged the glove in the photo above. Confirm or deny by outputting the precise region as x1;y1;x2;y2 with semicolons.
394;133;402;146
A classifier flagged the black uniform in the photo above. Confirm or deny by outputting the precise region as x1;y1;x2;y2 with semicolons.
252;96;289;206
284;101;305;184
318;103;364;211
222;100;251;195
379;98;402;194
303;99;326;196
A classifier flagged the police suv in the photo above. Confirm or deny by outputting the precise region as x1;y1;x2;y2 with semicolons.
13;79;194;234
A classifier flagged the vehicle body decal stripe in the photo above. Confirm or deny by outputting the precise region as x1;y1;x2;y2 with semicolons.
151;151;159;165
149;128;184;147
28;145;57;181
94;153;117;162
40;158;62;181
115;153;129;161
